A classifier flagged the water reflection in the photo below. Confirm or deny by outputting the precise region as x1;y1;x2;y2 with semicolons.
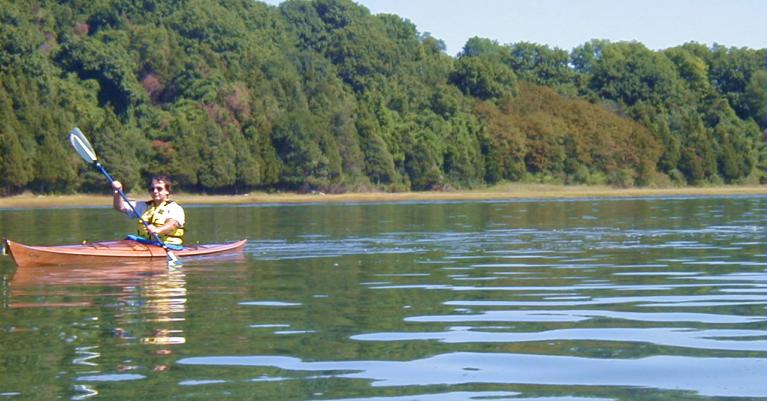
7;262;170;308
6;262;188;398
178;351;767;398
353;327;767;351
221;197;766;400
1;196;765;400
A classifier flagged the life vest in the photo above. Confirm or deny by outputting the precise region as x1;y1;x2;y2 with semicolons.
137;200;185;245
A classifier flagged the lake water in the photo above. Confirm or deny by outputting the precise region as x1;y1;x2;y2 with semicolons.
1;195;765;400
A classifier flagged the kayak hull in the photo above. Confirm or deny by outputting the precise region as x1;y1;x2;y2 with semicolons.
3;238;247;268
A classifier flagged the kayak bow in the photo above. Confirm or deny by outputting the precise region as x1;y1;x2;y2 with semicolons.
3;238;247;268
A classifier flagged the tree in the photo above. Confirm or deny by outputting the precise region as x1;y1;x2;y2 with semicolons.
0;82;34;194
706;45;766;123
272;109;328;189
357;109;396;185
83;111;143;192
744;69;767;128
505;42;576;94
197;121;237;191
586;41;683;107
0;0;764;195
402;132;443;190
0;128;34;194
33;127;78;193
677;111;717;183
664;46;712;94
450;56;516;100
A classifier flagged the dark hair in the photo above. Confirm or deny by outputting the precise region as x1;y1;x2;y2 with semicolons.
150;175;172;193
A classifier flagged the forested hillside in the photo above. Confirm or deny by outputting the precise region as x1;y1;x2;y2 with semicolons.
1;0;765;195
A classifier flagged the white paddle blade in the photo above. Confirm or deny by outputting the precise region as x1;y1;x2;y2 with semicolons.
69;127;98;163
167;251;181;266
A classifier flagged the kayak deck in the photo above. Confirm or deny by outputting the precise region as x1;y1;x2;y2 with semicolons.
3;238;247;267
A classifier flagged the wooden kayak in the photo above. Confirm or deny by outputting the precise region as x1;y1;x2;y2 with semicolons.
3;238;247;268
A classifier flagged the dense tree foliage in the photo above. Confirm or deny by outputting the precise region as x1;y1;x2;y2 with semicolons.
1;0;764;195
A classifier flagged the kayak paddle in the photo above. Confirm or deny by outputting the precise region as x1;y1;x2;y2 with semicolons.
68;127;181;265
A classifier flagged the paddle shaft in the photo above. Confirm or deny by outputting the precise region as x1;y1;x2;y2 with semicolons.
93;162;177;256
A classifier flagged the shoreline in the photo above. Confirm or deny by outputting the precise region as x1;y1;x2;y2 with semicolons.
1;184;764;209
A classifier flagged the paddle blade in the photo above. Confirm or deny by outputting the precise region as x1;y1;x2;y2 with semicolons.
69;127;98;163
166;250;182;266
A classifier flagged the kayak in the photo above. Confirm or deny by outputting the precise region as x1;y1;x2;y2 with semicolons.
3;238;247;268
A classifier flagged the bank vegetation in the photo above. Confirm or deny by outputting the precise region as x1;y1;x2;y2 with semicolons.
1;0;765;196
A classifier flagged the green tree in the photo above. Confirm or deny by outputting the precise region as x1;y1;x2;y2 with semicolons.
198;121;237;191
357;108;396;185
744;69;767;127
83;111;143;192
505;42;577;94
272;109;328;189
33;126;78;193
0;76;34;193
0;127;34;194
706;45;766;123
1;0;764;195
584;41;683;107
450;56;516;100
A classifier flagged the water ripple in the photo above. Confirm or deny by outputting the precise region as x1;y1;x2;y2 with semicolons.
177;352;767;398
351;327;767;351
405;310;766;324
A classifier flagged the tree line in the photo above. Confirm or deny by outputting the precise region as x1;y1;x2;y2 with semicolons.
1;0;765;195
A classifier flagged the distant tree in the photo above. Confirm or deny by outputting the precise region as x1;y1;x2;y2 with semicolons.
272;109;328;189
357;109;397;185
744;69;767;128
0;0;764;195
582;41;683;107
706;45;767;124
450;56;516;100
0;127;34;194
504;42;577;94
198;121;237;191
33;127;78;193
0;76;34;194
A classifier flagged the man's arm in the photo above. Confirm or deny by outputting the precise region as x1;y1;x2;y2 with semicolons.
111;181;132;214
146;219;180;235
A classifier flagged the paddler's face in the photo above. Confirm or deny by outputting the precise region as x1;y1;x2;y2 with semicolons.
148;179;170;204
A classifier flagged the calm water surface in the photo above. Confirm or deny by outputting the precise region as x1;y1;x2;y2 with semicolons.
1;196;765;400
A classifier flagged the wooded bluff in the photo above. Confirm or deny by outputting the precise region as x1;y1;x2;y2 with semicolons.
1;0;765;194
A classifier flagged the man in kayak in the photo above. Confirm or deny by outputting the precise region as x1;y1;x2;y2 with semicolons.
112;175;185;249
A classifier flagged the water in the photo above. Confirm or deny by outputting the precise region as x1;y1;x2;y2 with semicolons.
1;195;765;400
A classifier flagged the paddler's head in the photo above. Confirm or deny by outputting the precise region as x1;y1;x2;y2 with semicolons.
148;175;172;205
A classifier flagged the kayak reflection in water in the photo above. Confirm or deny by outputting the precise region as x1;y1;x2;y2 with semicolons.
112;175;186;250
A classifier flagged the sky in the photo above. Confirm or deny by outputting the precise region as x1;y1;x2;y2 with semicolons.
262;0;767;56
